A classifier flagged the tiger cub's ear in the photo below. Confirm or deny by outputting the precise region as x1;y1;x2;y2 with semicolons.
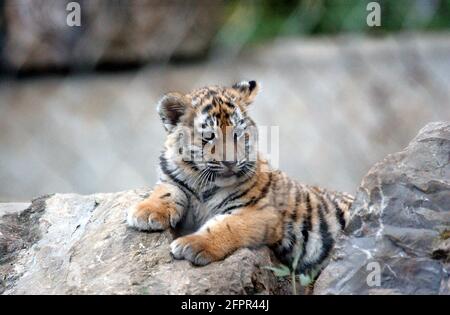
232;80;260;106
157;92;191;132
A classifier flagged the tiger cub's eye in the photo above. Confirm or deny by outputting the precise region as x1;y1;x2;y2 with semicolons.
203;133;215;142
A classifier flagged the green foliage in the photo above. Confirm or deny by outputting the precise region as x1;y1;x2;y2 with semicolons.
299;273;314;286
221;0;450;45
263;249;315;295
263;264;291;277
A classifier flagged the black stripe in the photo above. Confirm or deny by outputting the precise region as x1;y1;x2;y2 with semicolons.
294;184;302;209
159;155;199;200
297;200;335;275
222;197;255;213
333;199;346;230
202;186;219;202
221;173;272;213
183;160;199;172
201;104;213;114
318;194;330;214
160;193;171;199
290;208;297;222
299;193;313;263
213;176;257;211
317;203;334;265
261;173;273;198
225;101;235;109
291;185;301;222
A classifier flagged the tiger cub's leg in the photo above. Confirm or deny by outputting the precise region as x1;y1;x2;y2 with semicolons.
127;183;188;231
170;208;282;266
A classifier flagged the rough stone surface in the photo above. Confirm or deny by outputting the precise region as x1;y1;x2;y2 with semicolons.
0;197;46;294
0;189;287;295
314;122;450;295
3;0;224;71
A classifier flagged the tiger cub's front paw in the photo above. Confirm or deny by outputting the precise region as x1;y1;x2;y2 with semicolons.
170;235;220;266
127;201;171;231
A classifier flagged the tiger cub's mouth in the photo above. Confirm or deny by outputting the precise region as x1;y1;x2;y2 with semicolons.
220;169;235;178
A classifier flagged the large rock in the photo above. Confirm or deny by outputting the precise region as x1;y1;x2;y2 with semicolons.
0;189;287;295
2;0;224;71
314;122;450;295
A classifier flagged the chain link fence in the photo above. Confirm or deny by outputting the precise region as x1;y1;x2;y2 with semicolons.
0;0;449;201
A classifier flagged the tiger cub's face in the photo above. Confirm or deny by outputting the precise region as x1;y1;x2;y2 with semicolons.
158;81;260;188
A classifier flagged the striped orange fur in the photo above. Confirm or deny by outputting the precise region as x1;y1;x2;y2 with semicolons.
127;81;354;277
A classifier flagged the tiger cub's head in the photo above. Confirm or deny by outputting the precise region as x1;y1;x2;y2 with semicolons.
157;81;260;188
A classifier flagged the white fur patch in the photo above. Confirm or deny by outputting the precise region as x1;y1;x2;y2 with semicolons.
304;231;322;262
214;175;238;187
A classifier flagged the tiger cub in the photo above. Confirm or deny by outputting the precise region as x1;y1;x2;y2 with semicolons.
127;81;354;277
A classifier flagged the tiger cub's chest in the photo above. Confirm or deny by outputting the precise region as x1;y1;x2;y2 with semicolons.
177;186;236;234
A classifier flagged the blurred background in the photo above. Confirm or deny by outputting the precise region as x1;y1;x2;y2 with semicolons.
0;0;449;202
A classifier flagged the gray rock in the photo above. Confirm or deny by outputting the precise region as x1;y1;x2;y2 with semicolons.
0;189;287;295
0;197;46;294
3;0;224;71
314;121;450;295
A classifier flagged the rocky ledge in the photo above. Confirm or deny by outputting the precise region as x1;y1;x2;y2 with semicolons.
0;190;288;295
1;122;449;295
314;121;449;295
